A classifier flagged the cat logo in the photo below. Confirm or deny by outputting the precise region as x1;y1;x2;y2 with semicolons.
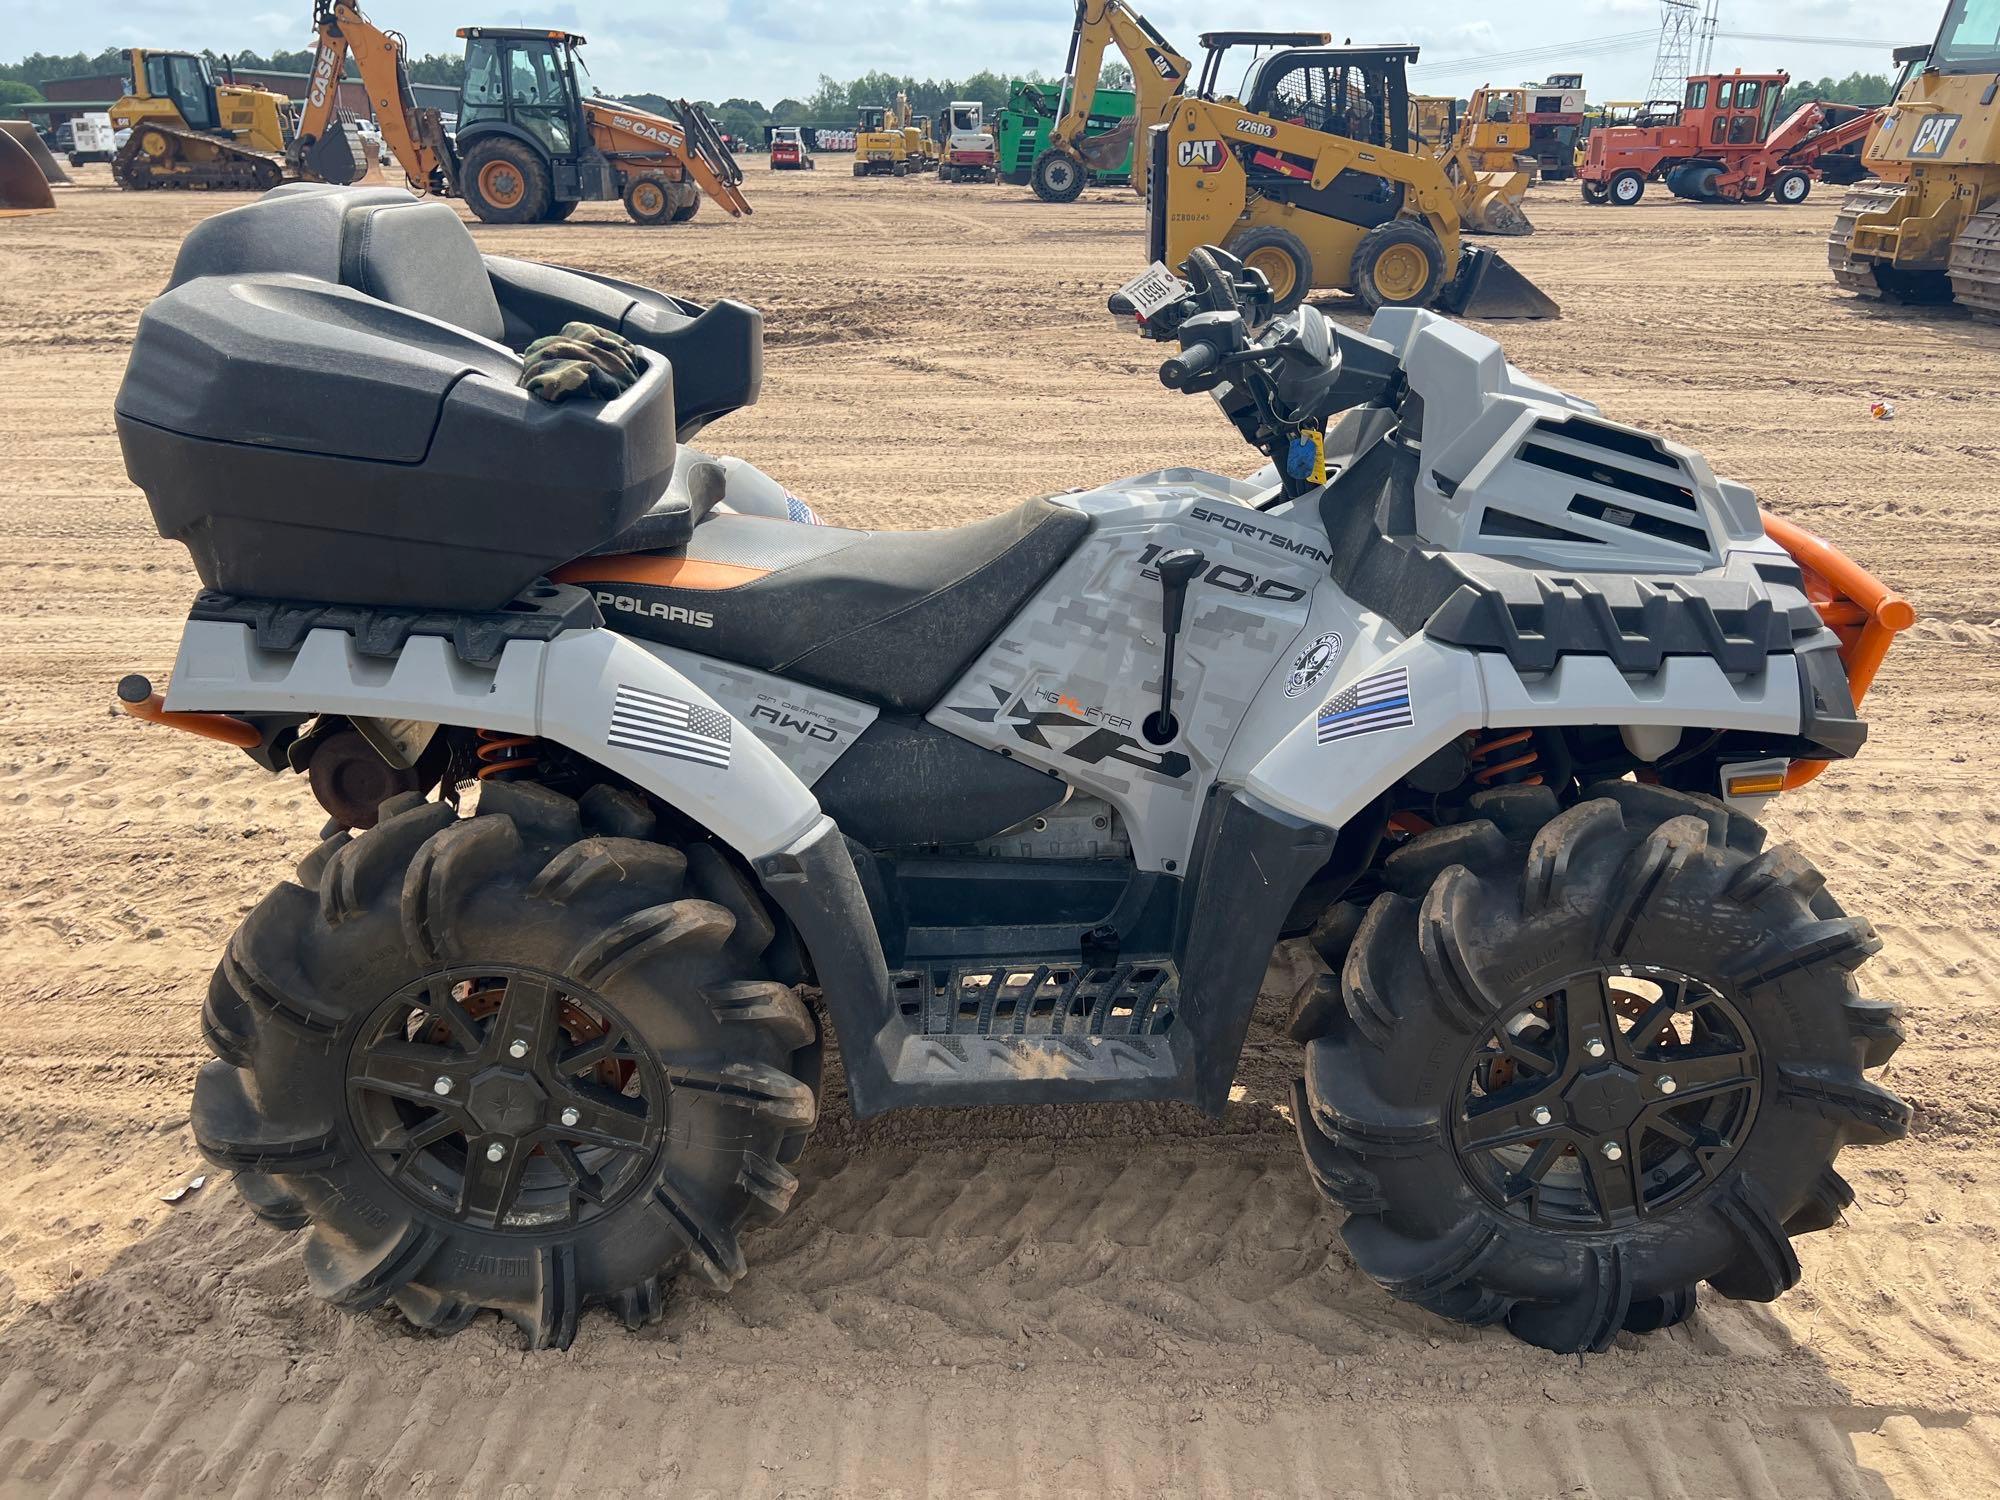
1177;139;1222;170
1145;48;1177;79
1910;113;1961;158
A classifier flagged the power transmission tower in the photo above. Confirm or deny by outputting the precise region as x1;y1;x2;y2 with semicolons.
1645;0;1719;101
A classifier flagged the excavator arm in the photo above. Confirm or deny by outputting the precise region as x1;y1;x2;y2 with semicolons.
1046;0;1191;189
295;0;457;193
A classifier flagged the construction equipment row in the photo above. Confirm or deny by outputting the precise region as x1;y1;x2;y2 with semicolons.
101;1;748;225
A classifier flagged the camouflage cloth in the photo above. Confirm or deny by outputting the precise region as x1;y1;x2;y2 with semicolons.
518;322;644;403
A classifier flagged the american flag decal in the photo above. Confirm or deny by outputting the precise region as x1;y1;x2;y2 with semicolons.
608;685;733;768
1316;666;1414;746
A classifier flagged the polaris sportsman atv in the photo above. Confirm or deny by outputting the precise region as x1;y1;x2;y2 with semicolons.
115;184;1914;1355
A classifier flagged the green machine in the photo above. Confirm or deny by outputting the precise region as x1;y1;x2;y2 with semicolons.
996;79;1135;185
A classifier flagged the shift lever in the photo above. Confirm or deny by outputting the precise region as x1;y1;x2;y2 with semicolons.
1143;547;1204;745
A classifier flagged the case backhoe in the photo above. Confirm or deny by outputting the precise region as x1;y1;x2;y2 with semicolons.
1149;44;1558;315
296;0;750;225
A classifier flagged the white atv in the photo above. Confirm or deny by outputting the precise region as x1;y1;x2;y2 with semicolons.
116;186;1912;1354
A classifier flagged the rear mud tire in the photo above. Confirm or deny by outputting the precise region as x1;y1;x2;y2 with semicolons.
462;138;552;225
192;784;818;1348
1291;783;1908;1354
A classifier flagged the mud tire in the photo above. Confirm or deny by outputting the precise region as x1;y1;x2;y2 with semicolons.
1350;220;1448;312
192;783;818;1348
1291;782;1908;1354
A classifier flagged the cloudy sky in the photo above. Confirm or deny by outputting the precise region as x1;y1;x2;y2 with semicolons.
9;0;1916;104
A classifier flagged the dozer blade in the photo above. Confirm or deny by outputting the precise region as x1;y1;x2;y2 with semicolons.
1465;170;1533;236
1438;245;1560;320
0;121;70;185
304;122;375;187
0;127;55;214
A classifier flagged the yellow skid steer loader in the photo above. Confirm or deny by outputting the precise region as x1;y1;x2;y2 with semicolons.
1148;44;1556;316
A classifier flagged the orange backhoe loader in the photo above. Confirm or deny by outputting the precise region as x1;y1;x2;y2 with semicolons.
297;0;749;224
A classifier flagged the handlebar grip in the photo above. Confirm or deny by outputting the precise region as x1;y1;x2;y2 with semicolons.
1159;342;1219;390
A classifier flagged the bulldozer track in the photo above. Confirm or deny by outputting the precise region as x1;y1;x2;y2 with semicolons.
112;125;288;193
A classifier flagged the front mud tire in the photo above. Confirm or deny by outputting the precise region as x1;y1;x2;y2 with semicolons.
192;782;818;1348
1290;782;1908;1354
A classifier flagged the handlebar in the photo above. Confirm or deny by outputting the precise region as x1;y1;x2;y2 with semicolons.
1159;342;1221;390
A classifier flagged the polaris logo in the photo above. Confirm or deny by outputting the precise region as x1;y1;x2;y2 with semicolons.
595;590;713;628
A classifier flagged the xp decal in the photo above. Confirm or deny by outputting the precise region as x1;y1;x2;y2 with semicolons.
1285;632;1343;698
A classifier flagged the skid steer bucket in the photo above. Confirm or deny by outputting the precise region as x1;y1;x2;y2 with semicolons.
1438;245;1560;320
0;128;56;214
1;121;70;186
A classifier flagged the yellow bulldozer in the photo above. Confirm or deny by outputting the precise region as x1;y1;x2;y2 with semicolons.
1829;10;1999;317
1148;42;1558;317
110;47;373;190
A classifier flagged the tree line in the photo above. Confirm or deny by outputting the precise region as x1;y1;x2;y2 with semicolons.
2;47;1135;138
1776;71;1897;114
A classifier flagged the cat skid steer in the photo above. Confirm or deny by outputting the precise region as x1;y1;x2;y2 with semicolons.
115;188;1909;1357
1151;45;1558;316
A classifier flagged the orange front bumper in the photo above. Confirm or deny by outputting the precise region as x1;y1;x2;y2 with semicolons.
1761;510;1916;789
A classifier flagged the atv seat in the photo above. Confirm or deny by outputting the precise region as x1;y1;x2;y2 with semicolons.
554;497;1091;713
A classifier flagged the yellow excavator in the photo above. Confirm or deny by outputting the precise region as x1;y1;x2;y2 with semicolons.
294;1;749;223
110;47;372;190
854;105;908;176
1148;43;1558;317
1032;0;1318;201
1829;9;2000;317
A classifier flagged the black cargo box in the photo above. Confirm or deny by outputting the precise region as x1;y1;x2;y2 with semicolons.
115;185;685;613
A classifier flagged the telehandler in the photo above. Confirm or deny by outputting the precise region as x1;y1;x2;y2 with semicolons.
1829;4;2000;317
1149;43;1556;311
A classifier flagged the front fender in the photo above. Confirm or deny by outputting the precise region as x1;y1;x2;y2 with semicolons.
165;620;823;861
1243;636;1805;830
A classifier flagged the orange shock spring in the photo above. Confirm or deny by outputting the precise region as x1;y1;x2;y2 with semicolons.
1468;730;1544;786
474;728;541;780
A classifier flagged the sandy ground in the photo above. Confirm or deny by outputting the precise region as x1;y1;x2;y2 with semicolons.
0;160;1994;1498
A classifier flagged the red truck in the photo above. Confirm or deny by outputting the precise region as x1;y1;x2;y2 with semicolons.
1580;70;1884;206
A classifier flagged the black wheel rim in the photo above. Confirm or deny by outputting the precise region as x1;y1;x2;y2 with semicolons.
347;966;663;1232
1450;966;1760;1230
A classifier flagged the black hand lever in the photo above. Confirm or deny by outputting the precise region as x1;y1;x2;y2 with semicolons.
1143;547;1204;746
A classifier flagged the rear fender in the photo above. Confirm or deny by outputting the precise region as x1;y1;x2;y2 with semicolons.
164;620;822;860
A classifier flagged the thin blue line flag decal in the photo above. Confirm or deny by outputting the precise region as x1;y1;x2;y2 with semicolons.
1316;666;1414;746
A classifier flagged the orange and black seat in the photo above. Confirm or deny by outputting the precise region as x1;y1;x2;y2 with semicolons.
555;497;1090;713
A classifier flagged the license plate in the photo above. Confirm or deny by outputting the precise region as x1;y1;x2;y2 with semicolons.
1114;262;1189;322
